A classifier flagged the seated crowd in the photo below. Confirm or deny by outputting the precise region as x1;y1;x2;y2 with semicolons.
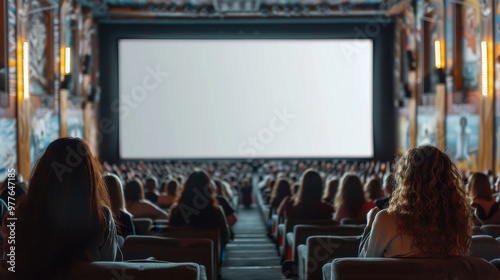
0;138;499;279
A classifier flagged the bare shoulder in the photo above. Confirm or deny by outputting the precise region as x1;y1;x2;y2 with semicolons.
373;209;398;227
374;209;394;222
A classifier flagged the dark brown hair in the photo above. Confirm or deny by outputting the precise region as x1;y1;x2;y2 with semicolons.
467;172;492;201
15;137;112;279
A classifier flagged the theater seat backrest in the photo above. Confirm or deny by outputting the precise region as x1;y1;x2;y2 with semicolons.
481;225;500;238
133;218;153;235
303;235;361;280
2;261;203;280
292;225;364;261
471;235;500;261
161;226;221;278
123;236;215;280
328;257;499;280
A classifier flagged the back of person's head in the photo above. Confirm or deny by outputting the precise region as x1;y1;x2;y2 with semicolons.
124;179;145;202
104;173;126;214
16;137;111;278
270;178;292;207
468;172;492;201
389;145;472;256
383;173;396;196
178;169;217;210
145;176;158;192
267;179;276;191
294;169;323;206
293;182;300;194
165;179;179;195
334;173;365;217
178;174;185;184
365;177;384;201
323;177;339;203
213;179;224;196
242;178;251;188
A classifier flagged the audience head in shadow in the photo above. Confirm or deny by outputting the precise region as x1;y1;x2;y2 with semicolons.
365;176;384;202
281;169;333;220
2;137;119;279
124;179;168;220
269;178;292;210
104;173;136;237
168;169;230;242
467;172;500;225
157;178;180;208
334;173;373;222
144;176;159;203
322;177;339;205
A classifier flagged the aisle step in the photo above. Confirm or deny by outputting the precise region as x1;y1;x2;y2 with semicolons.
227;249;277;257
233;238;270;243
224;257;281;267
221;266;283;280
222;204;284;280
234;233;269;238
226;243;276;250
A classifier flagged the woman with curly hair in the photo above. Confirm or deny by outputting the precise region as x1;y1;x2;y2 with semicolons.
359;146;473;257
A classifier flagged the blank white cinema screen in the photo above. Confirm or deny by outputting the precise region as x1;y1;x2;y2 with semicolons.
118;39;373;159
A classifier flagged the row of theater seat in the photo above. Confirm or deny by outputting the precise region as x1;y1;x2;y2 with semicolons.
1;220;216;280
0;261;206;280
127;217;216;280
127;221;221;280
298;234;500;280
322;257;500;280
254;185;500;280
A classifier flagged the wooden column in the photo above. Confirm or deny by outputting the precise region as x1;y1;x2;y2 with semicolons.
409;70;417;148
83;101;91;143
59;89;68;137
479;95;494;172
478;33;494;171
16;40;30;180
435;83;446;151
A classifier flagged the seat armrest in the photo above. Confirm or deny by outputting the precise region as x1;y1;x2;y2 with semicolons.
323;263;332;280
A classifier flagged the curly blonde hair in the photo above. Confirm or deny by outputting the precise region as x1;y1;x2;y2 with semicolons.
388;146;473;256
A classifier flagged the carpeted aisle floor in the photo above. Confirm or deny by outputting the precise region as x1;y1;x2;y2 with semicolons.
221;206;284;280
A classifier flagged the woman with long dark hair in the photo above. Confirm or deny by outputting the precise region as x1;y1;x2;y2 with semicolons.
269;178;292;218
334;173;374;222
124;179;168;220
1;138;120;279
168;170;230;243
104;173;136;238
468;172;500;225
280;169;333;220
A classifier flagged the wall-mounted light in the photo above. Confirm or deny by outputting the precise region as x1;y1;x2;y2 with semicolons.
64;47;71;74
23;41;29;100
481;41;489;97
434;40;444;70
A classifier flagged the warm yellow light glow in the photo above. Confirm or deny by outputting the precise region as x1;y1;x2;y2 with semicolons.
434;40;444;69
64;47;71;74
23;41;29;100
481;41;488;97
